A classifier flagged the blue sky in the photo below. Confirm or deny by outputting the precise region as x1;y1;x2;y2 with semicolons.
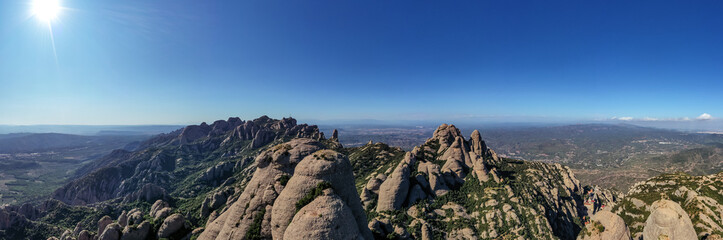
1;0;722;125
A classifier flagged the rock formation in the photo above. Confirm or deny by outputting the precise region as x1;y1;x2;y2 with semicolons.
376;152;415;211
355;124;589;239
120;221;151;240
577;210;631;240
198;138;325;240
270;149;372;239
98;223;121;240
51;116;325;206
284;190;363;239
642;200;697;240
616;172;722;239
158;213;186;239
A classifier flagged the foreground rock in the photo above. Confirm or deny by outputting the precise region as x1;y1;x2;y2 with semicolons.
642;200;697;240
577;210;631;240
158;213;186;238
198;139;325;240
270;150;372;239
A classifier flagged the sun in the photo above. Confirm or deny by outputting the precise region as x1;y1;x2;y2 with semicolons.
32;0;61;22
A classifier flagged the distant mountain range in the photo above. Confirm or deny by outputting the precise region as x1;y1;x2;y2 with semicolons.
0;125;184;136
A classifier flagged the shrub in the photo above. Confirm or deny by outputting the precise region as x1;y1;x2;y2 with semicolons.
295;181;332;212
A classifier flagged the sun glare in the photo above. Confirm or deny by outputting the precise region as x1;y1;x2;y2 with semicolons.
32;0;61;22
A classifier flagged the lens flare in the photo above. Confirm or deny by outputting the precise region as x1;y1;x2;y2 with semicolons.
32;0;61;22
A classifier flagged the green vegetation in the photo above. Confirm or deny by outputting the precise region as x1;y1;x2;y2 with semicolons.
295;181;332;212
615;171;723;238
343;143;405;193
245;208;266;240
278;174;291;186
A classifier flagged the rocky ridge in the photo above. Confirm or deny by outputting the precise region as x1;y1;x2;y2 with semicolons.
613;171;723;239
52;116;325;206
352;123;618;239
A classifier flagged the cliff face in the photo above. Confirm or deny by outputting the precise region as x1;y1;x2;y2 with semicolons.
51;116;325;206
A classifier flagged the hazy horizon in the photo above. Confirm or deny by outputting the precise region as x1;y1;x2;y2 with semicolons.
2;115;722;135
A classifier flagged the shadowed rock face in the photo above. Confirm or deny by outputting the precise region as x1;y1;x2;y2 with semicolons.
158;213;185;239
0;208;28;230
643;200;697;240
51;116;325;206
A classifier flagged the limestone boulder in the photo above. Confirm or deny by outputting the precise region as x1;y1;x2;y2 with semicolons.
150;200;169;219
376;152;415;211
77;230;92;240
98;223;121;240
157;213;186;239
577;210;631;240
120;221;151;240
97;215;113;237
643;200;697;240
270;150;372;240
283;192;362;240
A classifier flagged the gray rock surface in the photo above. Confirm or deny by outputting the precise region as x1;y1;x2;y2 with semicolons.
577;210;631;240
122;183;170;203
150;200;169;219
198;138;324;240
643;200;697;240
157;213;185;238
99;223;121;240
97;215;113;237
199;161;235;184
283;192;363;240
270;149;372;240
120;221;151;240
376;152;415;211
0;208;28;230
154;207;172;221
77;230;92;240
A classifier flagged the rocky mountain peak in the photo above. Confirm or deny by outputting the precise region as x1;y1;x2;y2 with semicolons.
430;123;462;151
469;129;487;156
331;129;339;140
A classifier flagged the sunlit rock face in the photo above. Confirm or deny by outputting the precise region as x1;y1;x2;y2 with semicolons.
643;200;697;240
577;210;631;240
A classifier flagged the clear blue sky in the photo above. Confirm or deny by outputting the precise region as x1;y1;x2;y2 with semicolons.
1;0;722;125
